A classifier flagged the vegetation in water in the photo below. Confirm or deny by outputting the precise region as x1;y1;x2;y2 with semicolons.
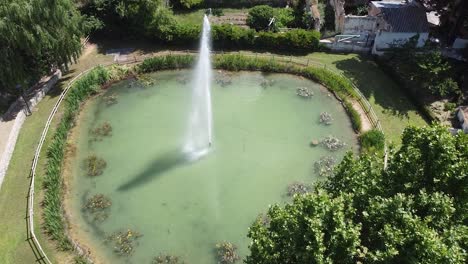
319;112;333;125
84;194;112;222
296;87;313;98
91;121;112;141
84;154;107;176
105;229;142;257
136;75;155;87
314;156;336;177
177;75;189;85
246;125;468;263
152;254;185;264
216;72;233;87
103;93;118;106
260;79;275;88
215;241;240;264
287;182;311;196
321;136;346;151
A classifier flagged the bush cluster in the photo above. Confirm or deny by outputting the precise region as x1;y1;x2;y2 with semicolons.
359;129;385;154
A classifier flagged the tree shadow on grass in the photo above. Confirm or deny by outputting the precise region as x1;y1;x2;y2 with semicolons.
333;56;423;119
117;149;191;192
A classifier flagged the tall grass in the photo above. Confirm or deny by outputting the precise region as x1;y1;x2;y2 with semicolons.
137;55;195;73
43;66;112;250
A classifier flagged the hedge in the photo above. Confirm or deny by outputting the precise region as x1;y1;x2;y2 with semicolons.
151;22;320;52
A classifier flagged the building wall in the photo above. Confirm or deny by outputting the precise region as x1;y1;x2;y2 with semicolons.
373;32;429;51
342;16;377;38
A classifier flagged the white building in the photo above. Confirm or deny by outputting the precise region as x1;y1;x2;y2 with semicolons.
369;0;430;54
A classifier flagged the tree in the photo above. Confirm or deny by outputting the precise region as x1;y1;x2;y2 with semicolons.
247;5;276;31
416;0;468;43
0;0;87;92
247;125;468;263
171;0;203;9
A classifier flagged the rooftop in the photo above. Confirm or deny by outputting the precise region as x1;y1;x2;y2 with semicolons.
371;0;429;32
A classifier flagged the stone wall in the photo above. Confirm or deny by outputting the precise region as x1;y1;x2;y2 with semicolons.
341;15;377;38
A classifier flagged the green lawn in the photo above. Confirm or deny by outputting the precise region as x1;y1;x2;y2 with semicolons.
304;52;428;144
174;8;249;24
0;47;113;264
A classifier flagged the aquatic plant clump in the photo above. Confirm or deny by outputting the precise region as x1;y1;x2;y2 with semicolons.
153;254;185;264
91;121;112;140
136;75;155;87
319;112;333;125
177;76;189;85
215;241;240;264
296;87;314;98
260;79;276;88
314;156;336;177
84;194;112;222
287;182;311;196
216;72;233;87
105;229;142;257
84;155;107;176
103;93;118;106
321;136;346;151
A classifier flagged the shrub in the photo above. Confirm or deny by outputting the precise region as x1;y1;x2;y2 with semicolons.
431;78;459;97
247;5;276;31
359;129;385;154
212;24;256;49
211;8;224;16
256;29;320;50
275;7;295;28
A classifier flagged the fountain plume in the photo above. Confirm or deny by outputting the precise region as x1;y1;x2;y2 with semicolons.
184;15;213;159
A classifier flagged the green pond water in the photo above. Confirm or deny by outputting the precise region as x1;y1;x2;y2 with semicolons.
69;70;358;264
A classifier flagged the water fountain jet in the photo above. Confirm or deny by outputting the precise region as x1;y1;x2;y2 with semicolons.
184;15;213;160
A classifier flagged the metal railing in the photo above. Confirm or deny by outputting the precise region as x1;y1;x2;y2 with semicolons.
27;50;387;263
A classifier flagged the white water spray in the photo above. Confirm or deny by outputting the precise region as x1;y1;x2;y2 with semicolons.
184;15;213;159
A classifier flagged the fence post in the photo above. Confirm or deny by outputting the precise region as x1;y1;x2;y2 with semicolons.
307;59;310;66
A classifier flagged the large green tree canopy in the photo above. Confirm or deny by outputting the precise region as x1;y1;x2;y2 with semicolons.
0;0;87;92
247;125;468;263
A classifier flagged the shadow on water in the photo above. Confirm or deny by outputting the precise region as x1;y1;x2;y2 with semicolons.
117;149;190;192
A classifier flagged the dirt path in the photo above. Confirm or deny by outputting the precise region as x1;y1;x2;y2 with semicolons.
351;100;373;132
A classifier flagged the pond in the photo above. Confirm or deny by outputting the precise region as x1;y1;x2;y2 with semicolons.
66;70;358;264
